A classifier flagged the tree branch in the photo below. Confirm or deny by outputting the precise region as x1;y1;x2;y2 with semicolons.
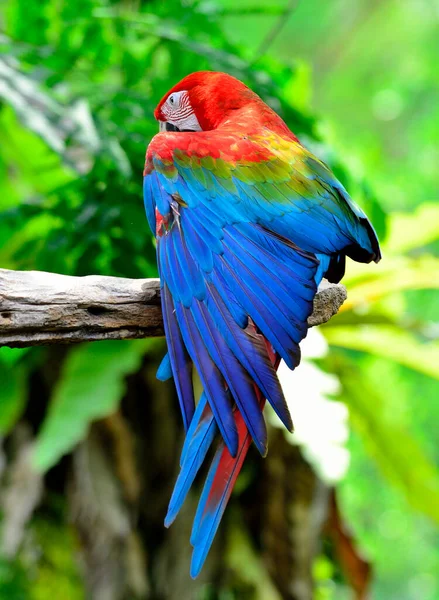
0;268;346;347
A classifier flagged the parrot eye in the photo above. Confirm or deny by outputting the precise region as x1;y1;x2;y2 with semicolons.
159;90;201;133
167;93;180;108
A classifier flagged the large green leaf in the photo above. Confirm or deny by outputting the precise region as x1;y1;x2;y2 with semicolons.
337;361;439;525
384;203;439;254
0;56;100;173
323;325;439;380
339;200;439;312
33;340;151;472
340;255;439;311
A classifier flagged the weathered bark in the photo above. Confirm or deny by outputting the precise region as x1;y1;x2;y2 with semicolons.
0;268;346;347
0;269;163;346
259;432;330;600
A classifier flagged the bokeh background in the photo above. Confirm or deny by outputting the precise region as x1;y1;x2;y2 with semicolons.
1;0;438;598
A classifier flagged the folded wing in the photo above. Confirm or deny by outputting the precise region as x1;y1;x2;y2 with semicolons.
144;127;378;575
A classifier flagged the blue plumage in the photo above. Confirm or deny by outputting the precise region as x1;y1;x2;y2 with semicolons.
174;300;239;457
165;392;217;527
189;424;252;579
156;352;172;381
160;286;195;431
204;285;291;430
142;107;381;577
190;299;268;455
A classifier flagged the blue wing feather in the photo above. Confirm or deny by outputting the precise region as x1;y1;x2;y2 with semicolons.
159;285;195;431
142;127;380;576
190;299;268;455
204;284;292;431
173;300;239;457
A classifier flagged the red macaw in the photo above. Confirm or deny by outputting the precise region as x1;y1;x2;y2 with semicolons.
143;71;381;577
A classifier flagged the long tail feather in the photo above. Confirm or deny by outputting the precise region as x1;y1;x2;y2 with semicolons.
180;392;216;467
190;336;278;578
165;392;218;527
190;408;254;578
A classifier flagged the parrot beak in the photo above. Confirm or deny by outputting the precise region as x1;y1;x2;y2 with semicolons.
159;121;181;133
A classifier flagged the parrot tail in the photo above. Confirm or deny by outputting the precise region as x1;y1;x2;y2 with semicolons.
157;212;320;575
165;392;217;528
190;401;256;578
165;335;279;578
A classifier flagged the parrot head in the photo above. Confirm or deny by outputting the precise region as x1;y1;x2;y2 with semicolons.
154;71;275;133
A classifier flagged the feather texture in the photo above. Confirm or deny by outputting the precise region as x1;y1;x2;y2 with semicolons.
143;70;381;577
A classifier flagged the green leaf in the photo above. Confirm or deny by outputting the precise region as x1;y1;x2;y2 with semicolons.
384;203;439;254
0;58;100;171
34;340;150;472
0;213;63;269
341;255;439;310
338;360;439;525
323;325;439;381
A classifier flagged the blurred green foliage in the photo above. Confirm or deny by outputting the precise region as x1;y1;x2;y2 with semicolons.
0;514;84;600
0;0;438;598
34;339;151;471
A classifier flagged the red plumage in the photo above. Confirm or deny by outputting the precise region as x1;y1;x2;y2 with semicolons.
154;71;297;138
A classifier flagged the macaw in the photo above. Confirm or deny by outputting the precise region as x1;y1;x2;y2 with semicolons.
143;71;381;577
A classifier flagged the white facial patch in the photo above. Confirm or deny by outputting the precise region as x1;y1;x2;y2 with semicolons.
161;90;202;131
